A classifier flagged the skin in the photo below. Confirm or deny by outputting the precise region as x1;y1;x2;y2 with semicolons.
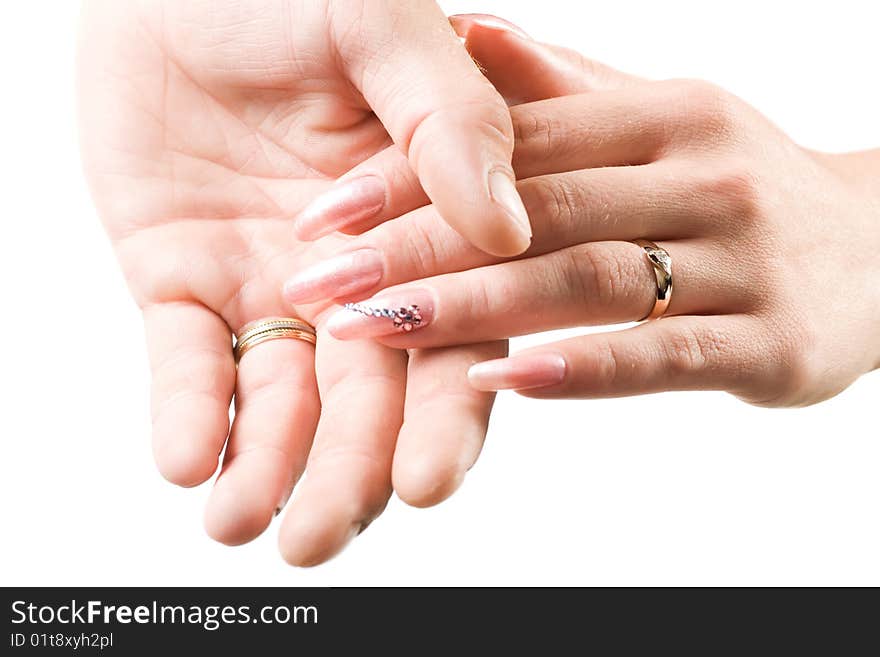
79;3;879;566
289;18;880;408
77;1;526;566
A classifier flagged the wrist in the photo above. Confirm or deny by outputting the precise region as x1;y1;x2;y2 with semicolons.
809;148;880;371
809;148;880;196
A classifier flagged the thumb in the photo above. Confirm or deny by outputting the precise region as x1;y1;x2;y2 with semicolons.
450;14;641;103
331;0;531;257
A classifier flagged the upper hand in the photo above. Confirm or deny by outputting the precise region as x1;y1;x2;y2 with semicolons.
285;19;880;407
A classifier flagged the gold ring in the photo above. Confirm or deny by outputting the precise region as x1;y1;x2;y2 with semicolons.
632;239;673;321
233;317;316;364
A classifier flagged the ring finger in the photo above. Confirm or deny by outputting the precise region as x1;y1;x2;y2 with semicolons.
283;162;706;307
322;239;746;348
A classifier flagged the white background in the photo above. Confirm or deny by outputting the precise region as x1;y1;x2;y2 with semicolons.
1;0;878;586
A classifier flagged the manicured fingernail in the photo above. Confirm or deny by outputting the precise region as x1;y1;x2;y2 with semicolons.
293;176;386;240
326;288;435;340
283;249;384;304
468;353;566;391
488;169;532;250
452;14;532;40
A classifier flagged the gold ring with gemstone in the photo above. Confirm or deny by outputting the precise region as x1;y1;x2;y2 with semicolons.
632;239;673;321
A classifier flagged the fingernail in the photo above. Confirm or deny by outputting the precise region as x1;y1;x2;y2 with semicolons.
326;288;435;340
275;484;295;517
468;353;566;391
283;249;384;304
293;176;386;240
488;169;532;249
452;14;532;40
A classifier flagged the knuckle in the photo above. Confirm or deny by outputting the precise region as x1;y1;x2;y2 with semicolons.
462;273;517;331
693;158;766;225
661;78;743;141
512;106;555;153
740;313;819;406
592;338;622;389
385;157;423;204
237;352;315;403
461;279;493;331
770;322;820;402
575;54;609;89
151;347;233;410
413;97;512;149
566;244;637;311
320;371;405;409
399;215;444;278
661;325;731;378
522;176;579;235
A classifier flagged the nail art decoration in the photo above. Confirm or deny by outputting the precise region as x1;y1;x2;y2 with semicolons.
343;303;423;332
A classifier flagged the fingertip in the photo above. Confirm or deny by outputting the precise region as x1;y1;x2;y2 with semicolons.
283;249;385;306
393;451;466;508
203;449;292;546
417;193;532;257
466;360;503;392
203;478;275;547
152;429;220;488
449;13;532;40
293;176;387;242
204;503;271;548
277;466;389;566
291;219;328;242
487;169;533;255
154;456;216;489
408;93;530;257
278;510;360;568
393;415;487;508
468;353;566;391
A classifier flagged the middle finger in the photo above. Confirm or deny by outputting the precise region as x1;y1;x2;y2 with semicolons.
283;161;706;306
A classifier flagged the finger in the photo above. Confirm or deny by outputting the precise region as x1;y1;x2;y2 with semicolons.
466;315;769;400
203;337;320;546
292;146;427;240
278;335;406;567
450;14;640;103
145;302;235;487
393;341;505;507
283;162;702;305
324;240;743;348
292;15;634;242
286;82;695;251
333;0;531;256
510;86;684;179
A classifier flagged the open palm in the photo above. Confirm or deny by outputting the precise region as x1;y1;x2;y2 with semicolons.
78;0;503;565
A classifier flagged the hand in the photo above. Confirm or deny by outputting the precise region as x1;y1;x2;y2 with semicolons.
285;19;880;407
78;0;510;566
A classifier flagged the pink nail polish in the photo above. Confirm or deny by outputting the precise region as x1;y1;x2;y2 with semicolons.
325;289;436;340
283;249;384;304
294;176;386;240
468;353;566;391
452;14;532;40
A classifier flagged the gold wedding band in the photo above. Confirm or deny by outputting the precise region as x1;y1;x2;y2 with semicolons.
233;317;316;364
632;239;673;321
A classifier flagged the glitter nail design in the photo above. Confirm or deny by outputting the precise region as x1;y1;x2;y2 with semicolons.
343;303;423;332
